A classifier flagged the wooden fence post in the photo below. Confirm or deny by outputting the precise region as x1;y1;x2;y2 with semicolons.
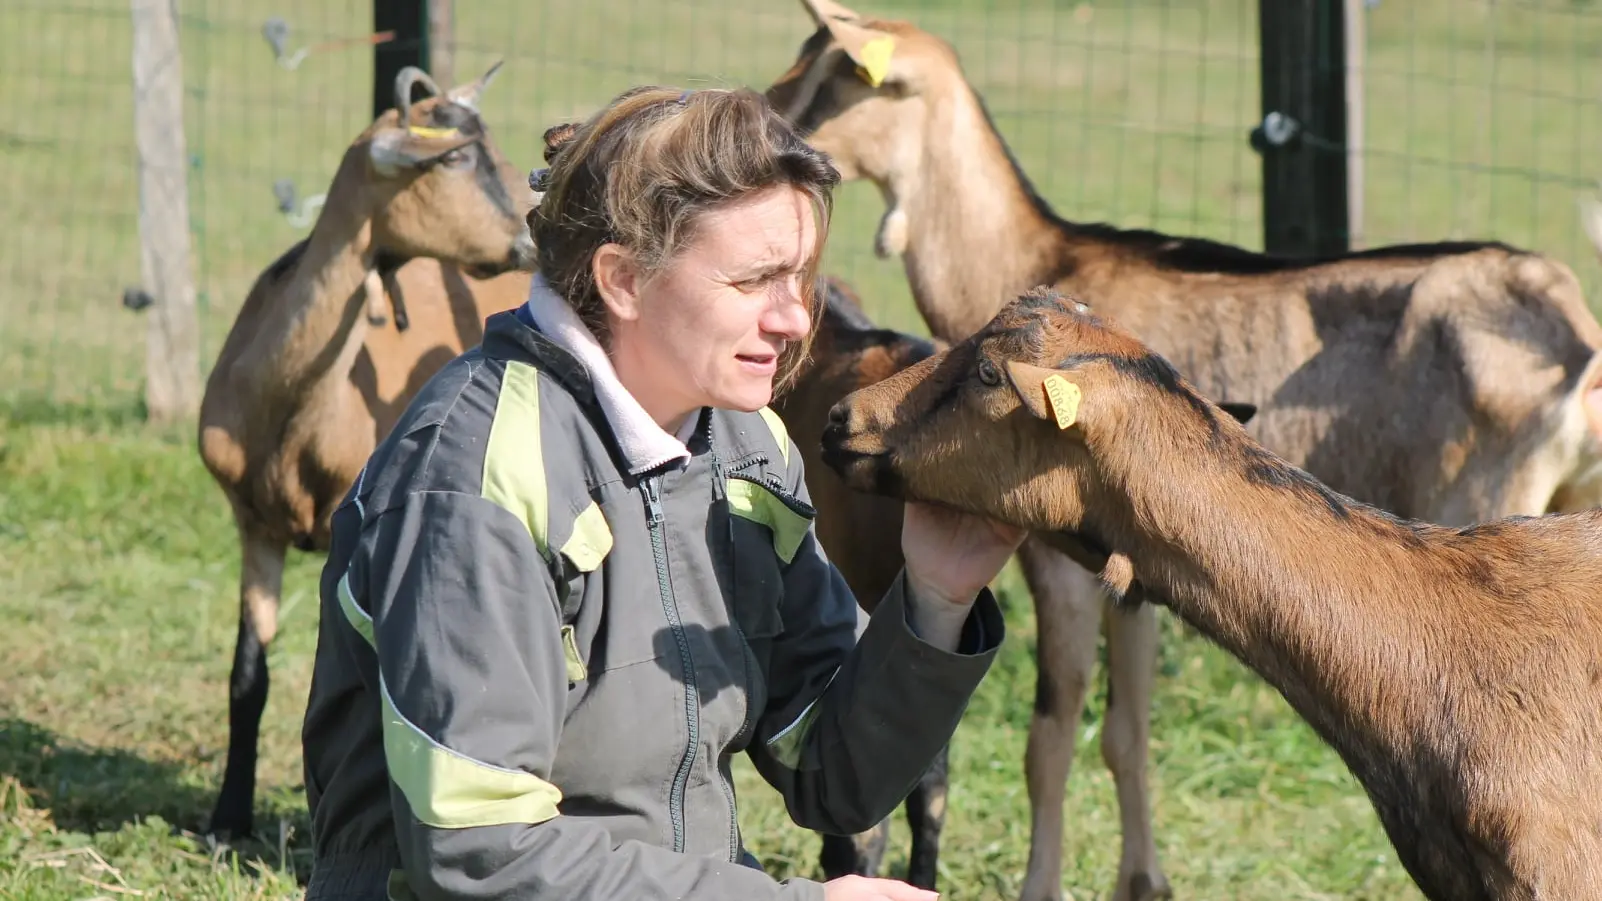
1345;0;1366;249
430;0;454;89
130;0;200;422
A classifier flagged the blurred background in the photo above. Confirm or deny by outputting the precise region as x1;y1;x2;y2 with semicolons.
3;1;1600;898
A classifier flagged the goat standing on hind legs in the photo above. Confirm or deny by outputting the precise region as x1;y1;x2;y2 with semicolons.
767;3;1602;898
197;62;535;839
821;288;1602;901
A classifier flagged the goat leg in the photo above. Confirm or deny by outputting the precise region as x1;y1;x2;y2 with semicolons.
362;269;388;328
818;820;889;881
1017;540;1104;901
1102;601;1170;901
207;522;285;839
383;266;411;332
903;741;950;890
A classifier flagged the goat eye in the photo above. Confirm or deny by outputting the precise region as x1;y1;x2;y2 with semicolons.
440;149;467;166
977;359;1002;387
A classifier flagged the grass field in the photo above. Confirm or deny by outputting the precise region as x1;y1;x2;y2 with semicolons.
4;0;1602;898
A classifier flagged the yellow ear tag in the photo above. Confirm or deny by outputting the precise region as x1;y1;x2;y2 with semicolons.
407;125;459;139
855;35;897;87
1042;374;1081;430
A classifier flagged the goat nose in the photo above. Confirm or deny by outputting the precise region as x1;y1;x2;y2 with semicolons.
826;403;849;431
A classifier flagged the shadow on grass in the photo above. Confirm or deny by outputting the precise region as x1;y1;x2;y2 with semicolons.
0;717;314;884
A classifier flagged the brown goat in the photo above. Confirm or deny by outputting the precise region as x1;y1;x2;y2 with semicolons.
197;62;535;838
774;277;948;886
767;4;1602;898
821;287;1602;901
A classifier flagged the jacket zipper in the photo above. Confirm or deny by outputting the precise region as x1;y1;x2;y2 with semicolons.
726;452;768;474
643;474;699;855
710;445;743;863
727;471;817;520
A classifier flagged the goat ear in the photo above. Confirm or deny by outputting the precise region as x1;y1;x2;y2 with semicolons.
800;0;863;27
1003;361;1060;422
825;18;901;88
447;59;503;112
1217;401;1257;425
368;126;472;176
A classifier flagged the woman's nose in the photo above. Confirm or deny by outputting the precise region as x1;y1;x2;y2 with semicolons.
763;291;812;340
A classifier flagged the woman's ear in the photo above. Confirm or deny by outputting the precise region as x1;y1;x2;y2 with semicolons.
592;243;644;323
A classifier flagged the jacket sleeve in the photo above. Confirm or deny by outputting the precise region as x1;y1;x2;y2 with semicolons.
362;490;825;901
745;443;1006;835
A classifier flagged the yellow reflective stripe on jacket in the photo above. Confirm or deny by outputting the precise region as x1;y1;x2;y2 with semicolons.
726;479;810;564
338;571;375;648
380;676;563;828
757;406;791;467
559;501;612;573
482;360;550;559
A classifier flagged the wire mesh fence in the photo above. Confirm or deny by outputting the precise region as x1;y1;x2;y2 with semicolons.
3;0;1602;416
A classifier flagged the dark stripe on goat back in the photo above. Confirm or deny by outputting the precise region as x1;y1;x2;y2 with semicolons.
1055;224;1518;277
956;74;1519;280
1052;345;1435;539
1235;428;1434;547
264;239;310;284
1054;350;1225;441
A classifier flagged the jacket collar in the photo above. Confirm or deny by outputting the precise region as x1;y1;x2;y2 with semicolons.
506;273;698;477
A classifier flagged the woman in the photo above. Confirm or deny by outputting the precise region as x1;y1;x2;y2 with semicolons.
300;85;1025;901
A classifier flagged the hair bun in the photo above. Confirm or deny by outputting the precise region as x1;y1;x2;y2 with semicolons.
542;122;581;164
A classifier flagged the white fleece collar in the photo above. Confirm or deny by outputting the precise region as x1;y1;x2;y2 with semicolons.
520;273;698;476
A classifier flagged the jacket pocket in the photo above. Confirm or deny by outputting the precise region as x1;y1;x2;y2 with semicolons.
724;474;815;670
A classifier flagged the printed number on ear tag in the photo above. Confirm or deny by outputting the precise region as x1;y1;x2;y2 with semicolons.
1042;375;1081;430
855;35;897;87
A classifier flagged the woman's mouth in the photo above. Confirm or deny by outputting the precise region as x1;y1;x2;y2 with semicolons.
737;353;778;375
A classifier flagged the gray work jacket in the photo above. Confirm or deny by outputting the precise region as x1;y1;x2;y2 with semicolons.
299;308;1004;901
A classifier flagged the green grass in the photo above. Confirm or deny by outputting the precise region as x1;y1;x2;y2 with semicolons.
5;0;1600;897
0;411;1420;900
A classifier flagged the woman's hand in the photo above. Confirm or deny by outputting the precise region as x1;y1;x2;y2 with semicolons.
900;500;1027;650
823;874;940;901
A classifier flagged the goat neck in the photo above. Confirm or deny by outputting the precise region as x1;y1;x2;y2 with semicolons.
896;76;1069;342
1072;396;1457;758
236;151;382;397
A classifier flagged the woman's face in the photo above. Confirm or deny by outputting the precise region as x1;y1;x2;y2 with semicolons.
600;185;818;429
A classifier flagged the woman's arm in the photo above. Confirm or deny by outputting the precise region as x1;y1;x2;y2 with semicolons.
362;490;825;901
745;450;1009;835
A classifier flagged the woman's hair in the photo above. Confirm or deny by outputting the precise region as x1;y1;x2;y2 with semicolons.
528;86;842;392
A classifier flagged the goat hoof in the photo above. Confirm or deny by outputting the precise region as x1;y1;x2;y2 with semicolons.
366;314;388;327
204;806;255;842
204;820;253;843
1113;873;1172;901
